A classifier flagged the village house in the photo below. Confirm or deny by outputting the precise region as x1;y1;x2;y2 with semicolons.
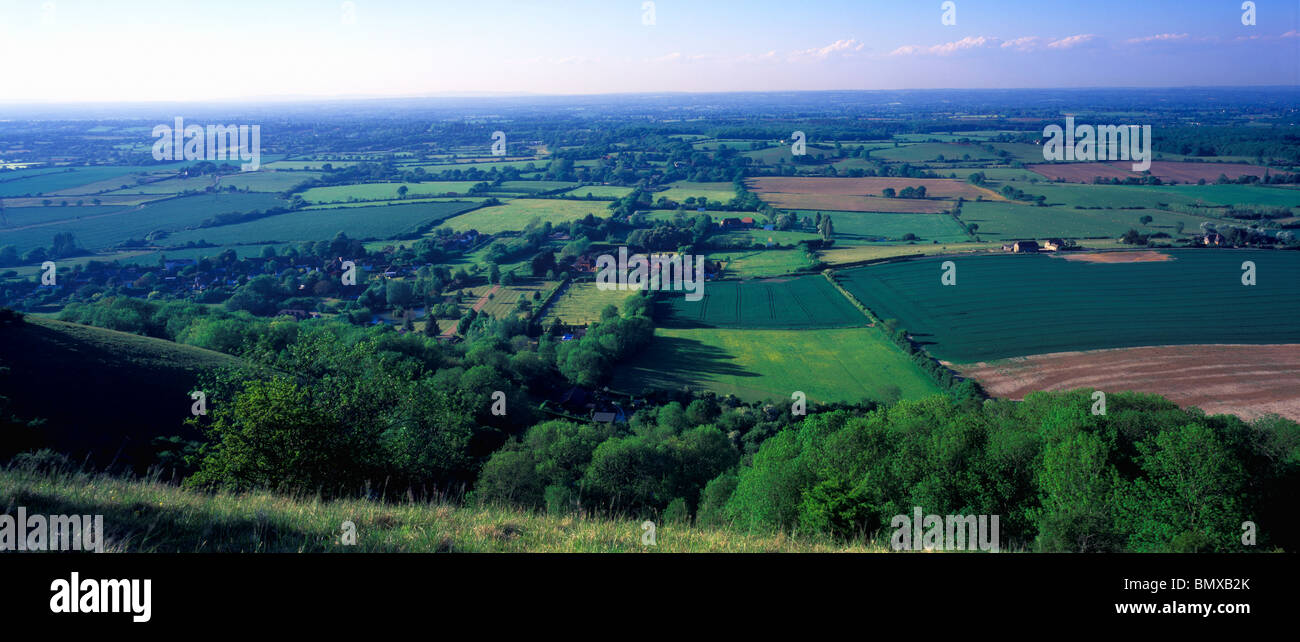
1042;238;1065;251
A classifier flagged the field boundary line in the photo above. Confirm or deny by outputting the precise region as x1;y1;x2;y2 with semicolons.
822;269;878;325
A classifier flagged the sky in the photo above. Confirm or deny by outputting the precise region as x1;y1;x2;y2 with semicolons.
0;0;1296;102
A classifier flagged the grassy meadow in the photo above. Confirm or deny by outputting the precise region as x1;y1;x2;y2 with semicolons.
440;199;607;234
613;326;941;404
0;467;882;553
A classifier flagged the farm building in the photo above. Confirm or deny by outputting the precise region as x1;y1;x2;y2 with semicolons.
1012;240;1039;253
718;217;753;230
1202;232;1225;246
1042;239;1064;251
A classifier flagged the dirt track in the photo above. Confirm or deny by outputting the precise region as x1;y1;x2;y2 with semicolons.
954;344;1300;421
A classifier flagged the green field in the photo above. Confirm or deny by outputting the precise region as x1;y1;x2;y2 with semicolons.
612;326;941;404
740;146;800;165
1010;182;1300;213
869;143;1000;163
654;182;737;204
659;275;867;329
704;249;816;277
219;171;321;192
412;159;549;173
789;209;971;244
986;143;1050;163
836;250;1300;363
541;281;637;325
560;185;635;199
497;180;577;194
712;229;822;246
300;182;487;203
958;200;1219;240
440;199;606;234
820;241;1001;266
0;204;136;228
165;200;479;246
0;192;286;252
264;160;360;170
561;185;635;199
0;165;169;197
305;196;494;210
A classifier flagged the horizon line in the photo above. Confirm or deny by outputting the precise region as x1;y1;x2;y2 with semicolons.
2;84;1298;107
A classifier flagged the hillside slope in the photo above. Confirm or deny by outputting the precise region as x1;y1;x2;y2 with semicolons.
0;467;883;552
0;316;243;468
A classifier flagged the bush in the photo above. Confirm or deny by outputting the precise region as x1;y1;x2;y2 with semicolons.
663;497;690;525
9;449;73;474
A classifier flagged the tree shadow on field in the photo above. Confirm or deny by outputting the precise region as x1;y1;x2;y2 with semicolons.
619;335;757;389
907;331;939;349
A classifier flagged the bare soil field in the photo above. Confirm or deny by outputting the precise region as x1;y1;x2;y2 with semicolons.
1141;161;1274;183
1027;161;1272;184
755;193;950;213
748;176;993;199
954;344;1300;421
1055;250;1174;263
1025;162;1138;183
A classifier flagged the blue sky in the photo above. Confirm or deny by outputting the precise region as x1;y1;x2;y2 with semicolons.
0;0;1296;101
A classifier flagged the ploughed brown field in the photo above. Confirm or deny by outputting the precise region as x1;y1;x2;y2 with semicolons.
747;176;998;212
1026;160;1272;184
1055;250;1174;263
753;193;951;213
953;344;1300;421
749;176;994;198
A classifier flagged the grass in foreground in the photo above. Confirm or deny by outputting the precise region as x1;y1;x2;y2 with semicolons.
0;467;884;552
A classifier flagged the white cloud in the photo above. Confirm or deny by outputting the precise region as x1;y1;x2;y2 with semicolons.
1283;30;1299;39
1000;36;1042;52
1126;33;1189;44
890;35;1000;57
1047;34;1099;49
790;38;865;60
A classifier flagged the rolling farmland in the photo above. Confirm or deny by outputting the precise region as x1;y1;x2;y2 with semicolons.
0;192;286;252
164;200;479;246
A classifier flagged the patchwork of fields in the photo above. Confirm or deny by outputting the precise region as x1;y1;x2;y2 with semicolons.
956;200;1215;240
1;192;286;252
658;275;867;329
836;249;1300;363
164;200;478;246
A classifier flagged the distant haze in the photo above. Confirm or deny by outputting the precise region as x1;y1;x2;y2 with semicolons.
0;0;1295;103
